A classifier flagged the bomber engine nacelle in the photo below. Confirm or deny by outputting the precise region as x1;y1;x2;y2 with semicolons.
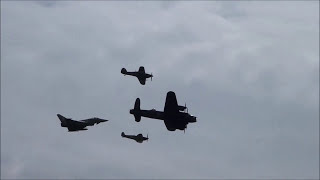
134;114;141;122
178;105;187;111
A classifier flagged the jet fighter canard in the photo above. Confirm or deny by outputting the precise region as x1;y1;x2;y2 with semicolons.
130;91;197;131
121;66;153;85
121;132;148;143
57;114;109;132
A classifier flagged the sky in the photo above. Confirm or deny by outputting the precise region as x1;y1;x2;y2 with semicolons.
1;1;319;179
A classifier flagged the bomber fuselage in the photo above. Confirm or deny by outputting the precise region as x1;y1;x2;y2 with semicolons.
130;109;196;124
130;109;164;120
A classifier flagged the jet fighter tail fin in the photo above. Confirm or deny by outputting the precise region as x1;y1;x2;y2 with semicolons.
57;114;66;123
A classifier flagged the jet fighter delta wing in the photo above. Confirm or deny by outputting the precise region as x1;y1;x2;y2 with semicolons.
57;114;108;132
130;91;197;131
121;66;153;85
121;132;148;143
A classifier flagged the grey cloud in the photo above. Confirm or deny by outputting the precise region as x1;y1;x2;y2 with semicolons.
1;1;318;179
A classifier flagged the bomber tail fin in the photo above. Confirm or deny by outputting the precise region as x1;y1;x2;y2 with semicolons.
130;98;141;122
121;68;127;75
134;98;140;110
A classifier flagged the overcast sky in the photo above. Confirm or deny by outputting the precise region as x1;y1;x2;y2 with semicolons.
1;1;319;179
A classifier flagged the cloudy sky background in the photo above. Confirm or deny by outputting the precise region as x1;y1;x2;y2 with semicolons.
1;1;319;179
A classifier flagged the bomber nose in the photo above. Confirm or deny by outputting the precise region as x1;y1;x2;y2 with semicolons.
190;116;197;123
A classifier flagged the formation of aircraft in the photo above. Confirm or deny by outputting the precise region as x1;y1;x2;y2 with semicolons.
130;91;196;132
121;66;153;85
121;132;148;143
57;66;197;142
57;114;108;132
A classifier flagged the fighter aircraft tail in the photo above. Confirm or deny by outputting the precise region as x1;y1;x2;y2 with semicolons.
57;114;66;123
121;68;127;74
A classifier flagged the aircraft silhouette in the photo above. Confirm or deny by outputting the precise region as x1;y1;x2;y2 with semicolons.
130;91;197;132
121;132;148;143
57;114;108;132
121;66;153;85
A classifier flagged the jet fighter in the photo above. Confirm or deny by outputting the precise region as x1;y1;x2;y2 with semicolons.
57;114;108;132
130;91;197;131
121;66;153;85
121;132;148;143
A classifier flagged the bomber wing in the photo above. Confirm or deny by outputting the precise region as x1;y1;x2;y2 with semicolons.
164;91;179;114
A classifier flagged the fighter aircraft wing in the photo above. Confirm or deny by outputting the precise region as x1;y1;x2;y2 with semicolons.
164;91;179;114
80;118;108;126
66;119;86;125
138;77;146;85
65;119;87;130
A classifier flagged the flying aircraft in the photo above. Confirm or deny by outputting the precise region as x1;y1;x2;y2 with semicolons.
130;91;197;132
57;114;108;132
121;132;148;143
121;66;153;85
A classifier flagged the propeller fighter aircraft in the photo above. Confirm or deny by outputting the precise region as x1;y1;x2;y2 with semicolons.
121;66;153;85
121;132;149;143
